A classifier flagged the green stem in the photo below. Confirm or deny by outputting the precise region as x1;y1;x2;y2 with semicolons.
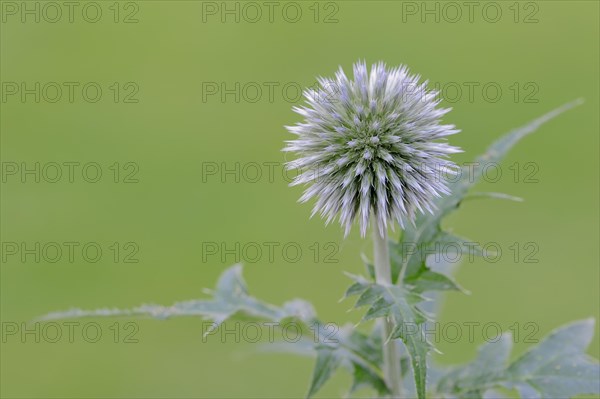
372;218;403;398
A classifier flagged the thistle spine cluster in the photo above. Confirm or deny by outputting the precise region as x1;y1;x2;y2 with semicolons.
284;61;461;236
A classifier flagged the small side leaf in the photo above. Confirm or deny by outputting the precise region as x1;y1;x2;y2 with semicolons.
349;361;389;396
307;346;343;398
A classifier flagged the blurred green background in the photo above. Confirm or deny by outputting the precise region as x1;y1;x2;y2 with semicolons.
1;1;598;397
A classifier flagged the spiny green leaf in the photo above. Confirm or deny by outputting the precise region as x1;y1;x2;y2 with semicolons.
40;265;388;398
436;333;512;397
349;361;389;396
268;322;391;398
363;297;393;320
436;98;584;236
503;318;600;398
393;230;484;294
344;280;369;299
405;268;465;294
307;345;344;398
436;319;600;399
38;264;316;331
345;276;433;399
383;286;433;399
309;326;391;398
361;253;376;280
393;100;583;289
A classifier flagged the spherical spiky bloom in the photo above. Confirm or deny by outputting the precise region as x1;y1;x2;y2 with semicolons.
284;61;461;237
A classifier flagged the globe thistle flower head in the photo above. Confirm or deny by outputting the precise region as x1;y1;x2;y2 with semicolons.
284;61;461;237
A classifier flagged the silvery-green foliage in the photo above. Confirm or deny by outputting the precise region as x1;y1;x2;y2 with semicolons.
345;99;589;399
388;99;585;297
40;264;392;398
303;325;393;398
39;100;599;399
344;274;433;399
435;320;600;398
284;61;461;236
39;264;317;327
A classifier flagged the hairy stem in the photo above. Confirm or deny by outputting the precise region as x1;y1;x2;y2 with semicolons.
372;218;403;398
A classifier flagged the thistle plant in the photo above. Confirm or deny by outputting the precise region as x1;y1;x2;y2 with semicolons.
39;63;599;399
284;61;462;397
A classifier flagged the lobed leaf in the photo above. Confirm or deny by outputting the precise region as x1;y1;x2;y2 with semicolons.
38;264;316;332
307;346;344;398
304;324;392;398
345;274;433;399
392;99;584;291
436;319;600;398
39;265;389;398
